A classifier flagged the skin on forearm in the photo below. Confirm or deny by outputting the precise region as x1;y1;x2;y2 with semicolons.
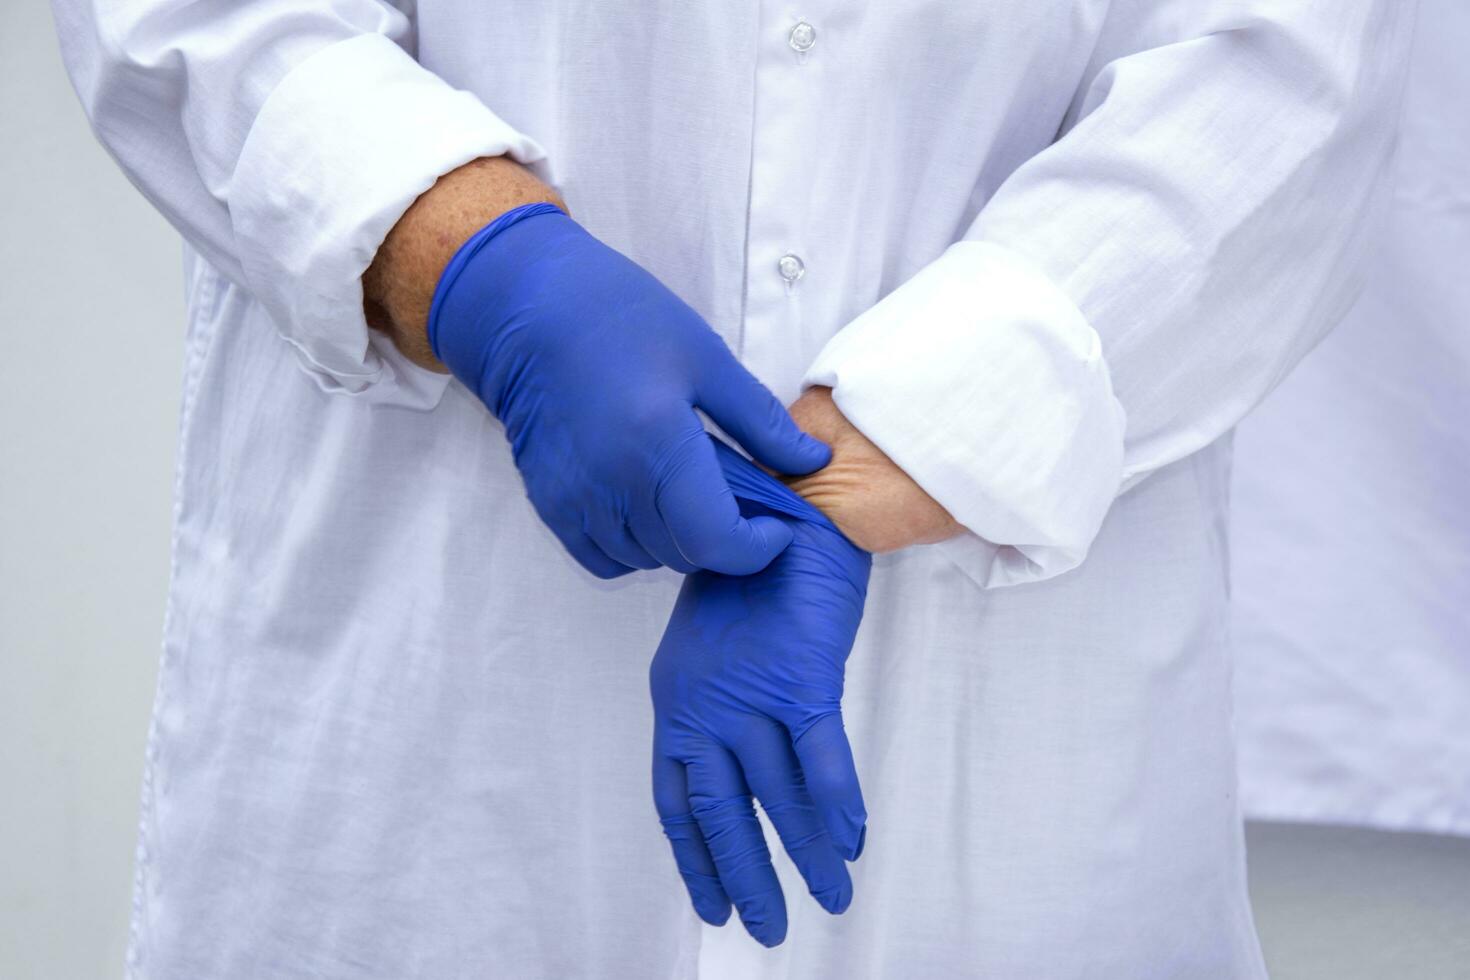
362;155;566;371
784;387;964;554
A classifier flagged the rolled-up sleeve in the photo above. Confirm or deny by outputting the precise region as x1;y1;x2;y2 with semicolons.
806;0;1416;588
53;1;545;404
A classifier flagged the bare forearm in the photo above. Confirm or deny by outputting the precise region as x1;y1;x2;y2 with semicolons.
362;156;566;371
784;387;962;553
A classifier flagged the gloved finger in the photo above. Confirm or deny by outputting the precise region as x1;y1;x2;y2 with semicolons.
735;718;853;915
696;357;832;477
628;505;699;574
654;754;733;926
655;430;795;575
587;521;661;571
545;519;636;580
686;743;788;947
791;713;868;861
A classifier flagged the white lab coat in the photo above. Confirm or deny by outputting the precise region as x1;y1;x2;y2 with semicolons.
51;1;1413;977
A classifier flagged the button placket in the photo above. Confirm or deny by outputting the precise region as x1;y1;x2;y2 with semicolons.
775;16;816;294
740;5;824;392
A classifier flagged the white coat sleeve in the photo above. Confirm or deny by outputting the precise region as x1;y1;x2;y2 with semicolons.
804;0;1417;588
51;0;546;404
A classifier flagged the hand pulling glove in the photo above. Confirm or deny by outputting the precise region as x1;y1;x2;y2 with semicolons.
651;437;871;947
427;202;831;578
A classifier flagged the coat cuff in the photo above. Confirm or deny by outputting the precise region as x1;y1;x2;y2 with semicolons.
804;240;1127;588
231;33;547;408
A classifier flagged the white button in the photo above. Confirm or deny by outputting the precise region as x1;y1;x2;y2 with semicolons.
778;253;806;283
789;21;817;54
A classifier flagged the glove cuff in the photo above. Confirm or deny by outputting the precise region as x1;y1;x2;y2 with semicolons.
425;200;568;368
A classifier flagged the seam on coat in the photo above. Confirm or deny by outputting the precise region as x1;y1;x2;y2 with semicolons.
124;251;222;978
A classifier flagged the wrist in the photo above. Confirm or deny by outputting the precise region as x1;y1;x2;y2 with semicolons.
784;387;964;553
363;155;566;372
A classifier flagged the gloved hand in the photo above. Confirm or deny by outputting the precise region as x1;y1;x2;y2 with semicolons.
427;202;831;578
651;437;871;947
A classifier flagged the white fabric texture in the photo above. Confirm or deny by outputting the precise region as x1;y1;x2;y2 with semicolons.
1232;0;1470;838
806;241;1125;587
52;2;545;404
805;2;1415;590
51;1;1414;977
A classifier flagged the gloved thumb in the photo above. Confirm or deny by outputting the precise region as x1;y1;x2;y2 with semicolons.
698;359;831;478
656;434;798;575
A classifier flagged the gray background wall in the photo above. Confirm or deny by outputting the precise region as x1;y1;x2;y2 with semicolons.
2;4;179;975
2;5;1467;980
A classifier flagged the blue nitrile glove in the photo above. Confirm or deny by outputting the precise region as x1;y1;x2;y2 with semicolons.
427;202;831;579
651;437;871;947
